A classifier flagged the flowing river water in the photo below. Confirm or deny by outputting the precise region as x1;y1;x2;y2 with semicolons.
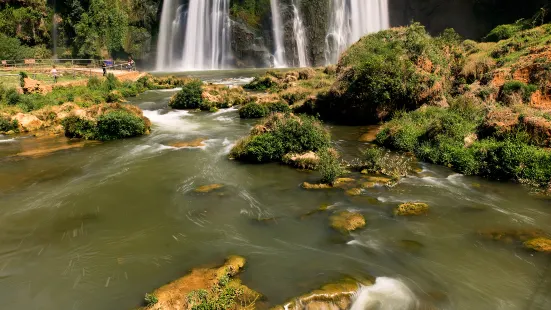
0;71;550;309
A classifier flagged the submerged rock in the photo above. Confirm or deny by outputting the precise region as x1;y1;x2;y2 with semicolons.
273;278;369;310
477;228;547;243
394;202;430;216
302;182;333;190
345;188;362;196
330;211;366;233
168;138;206;148
194;184;224;193
301;203;333;219
524;237;551;253
140;255;260;310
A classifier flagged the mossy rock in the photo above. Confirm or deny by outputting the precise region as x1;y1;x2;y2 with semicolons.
394;202;429;216
523;237;551;253
330;211;366;233
345;188;362;196
273;277;371;310
301;182;333;190
477;228;547;243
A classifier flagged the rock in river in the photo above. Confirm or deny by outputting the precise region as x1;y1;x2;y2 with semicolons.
330;211;366;234
394;202;429;216
524;237;551;253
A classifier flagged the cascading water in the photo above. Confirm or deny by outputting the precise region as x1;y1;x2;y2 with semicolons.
291;0;309;67
156;0;177;70
270;0;287;68
325;0;390;64
181;0;231;70
156;0;231;71
350;277;418;310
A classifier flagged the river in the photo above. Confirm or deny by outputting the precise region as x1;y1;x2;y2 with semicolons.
0;71;550;309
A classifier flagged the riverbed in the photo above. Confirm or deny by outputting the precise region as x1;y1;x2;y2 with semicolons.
0;75;550;309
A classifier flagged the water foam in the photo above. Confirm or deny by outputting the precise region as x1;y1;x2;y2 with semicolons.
142;110;199;133
0;138;15;143
350;277;418;310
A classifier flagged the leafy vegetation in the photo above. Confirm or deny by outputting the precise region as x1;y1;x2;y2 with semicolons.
230;113;330;163
318;148;344;185
238;102;268;118
169;79;203;109
143;293;158;307
186;271;243;310
0;115;18;133
314;23;458;124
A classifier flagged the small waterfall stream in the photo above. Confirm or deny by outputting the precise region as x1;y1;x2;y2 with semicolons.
325;0;390;64
156;0;177;70
291;0;309;67
270;0;287;67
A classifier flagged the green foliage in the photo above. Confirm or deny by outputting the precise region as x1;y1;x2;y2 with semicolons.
5;87;21;105
61;115;97;139
169;79;203;109
317;23;453;124
19;72;28;87
230;0;270;30
244;76;279;91
186;268;244;310
231;114;330;163
0;116;18;133
87;76;102;90
144;293;158;307
484;23;525;42
501;80;538;102
104;73;120;91
267;101;291;113
238;102;268;118
318;148;344;184
95;110;147;141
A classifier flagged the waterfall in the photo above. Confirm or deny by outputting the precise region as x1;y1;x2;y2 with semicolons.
156;0;231;71
350;278;418;310
325;0;390;64
181;0;231;70
156;0;177;70
291;0;309;67
270;0;287;68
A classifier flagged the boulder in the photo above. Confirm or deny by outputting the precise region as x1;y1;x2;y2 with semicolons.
13;113;43;132
330;211;366;233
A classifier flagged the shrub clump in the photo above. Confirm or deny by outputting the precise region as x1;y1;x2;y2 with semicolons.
238;102;269;118
230;113;330;163
501;80;538;103
318;148;345;184
169;79;203;109
61;105;150;141
0;116;18;133
315;23;456;124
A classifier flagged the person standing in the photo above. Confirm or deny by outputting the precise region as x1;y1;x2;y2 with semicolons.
51;65;58;83
102;61;107;76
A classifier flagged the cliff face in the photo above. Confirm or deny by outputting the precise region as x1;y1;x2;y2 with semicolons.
228;0;550;67
389;0;550;39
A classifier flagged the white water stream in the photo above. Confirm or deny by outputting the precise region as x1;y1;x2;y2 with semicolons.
270;0;287;67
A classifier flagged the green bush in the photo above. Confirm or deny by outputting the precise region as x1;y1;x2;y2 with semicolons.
19;71;28;87
244;76;279;91
95;110;147;141
267;101;291;113
103;73;120;91
231;114;330;163
501;80;538;102
0;116;18;133
87;76;102;90
316;24;453;124
5;88;21;106
144;293;158;307
318;148;344;184
61;116;97;139
169;79;203;109
484;23;524;42
238;103;269;118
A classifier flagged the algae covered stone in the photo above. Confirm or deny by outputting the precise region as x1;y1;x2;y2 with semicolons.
524;237;551;253
140;255;260;310
330;211;366;233
394;202;429;216
273;277;369;310
194;184;224;193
